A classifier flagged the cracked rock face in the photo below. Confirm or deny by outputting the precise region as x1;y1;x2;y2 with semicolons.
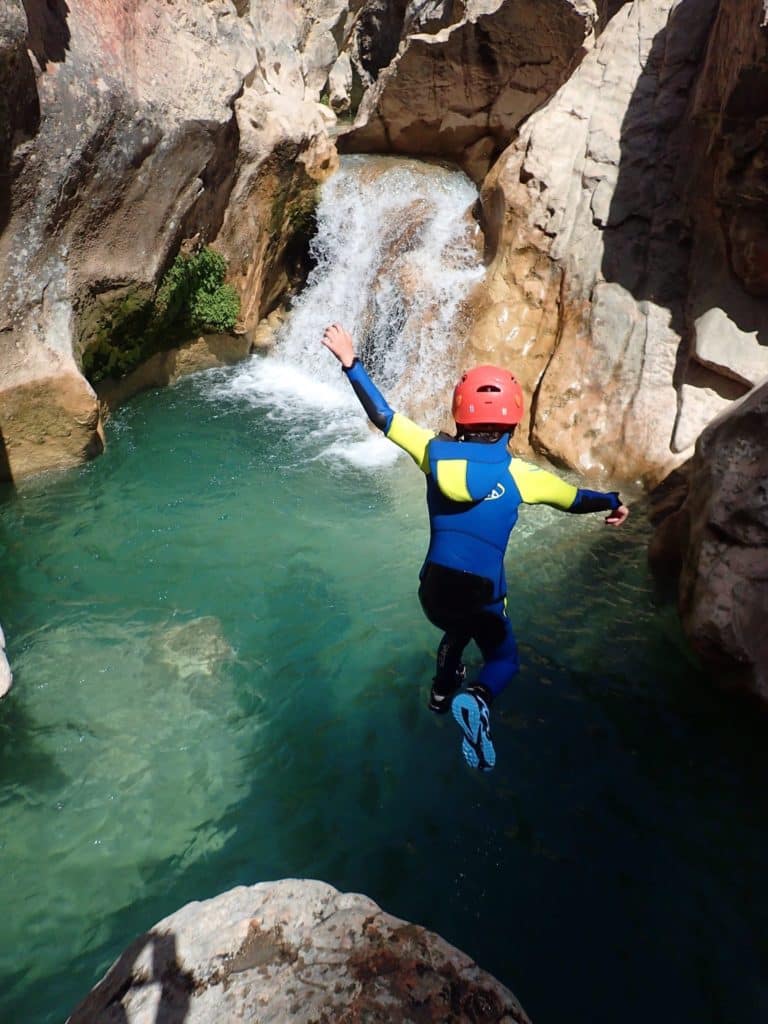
469;0;768;491
66;879;531;1024
341;0;598;182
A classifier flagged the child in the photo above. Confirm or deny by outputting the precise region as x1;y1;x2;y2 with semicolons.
321;323;629;772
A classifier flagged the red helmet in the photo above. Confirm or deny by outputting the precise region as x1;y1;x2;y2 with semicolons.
452;364;525;428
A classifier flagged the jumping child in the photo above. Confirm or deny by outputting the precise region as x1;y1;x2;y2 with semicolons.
321;323;629;772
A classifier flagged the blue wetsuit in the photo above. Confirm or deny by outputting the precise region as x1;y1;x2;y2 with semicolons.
343;359;621;700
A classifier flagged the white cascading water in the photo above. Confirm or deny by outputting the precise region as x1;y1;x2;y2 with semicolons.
212;155;485;466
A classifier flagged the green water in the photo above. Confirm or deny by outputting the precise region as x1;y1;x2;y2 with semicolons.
1;371;766;1024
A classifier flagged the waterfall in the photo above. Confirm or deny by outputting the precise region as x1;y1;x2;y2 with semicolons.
210;155;485;467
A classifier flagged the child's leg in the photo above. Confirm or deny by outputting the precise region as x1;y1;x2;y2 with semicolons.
435;631;470;686
429;630;470;712
451;605;515;771
472;602;519;702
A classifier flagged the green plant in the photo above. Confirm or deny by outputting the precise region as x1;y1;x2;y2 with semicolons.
81;246;241;383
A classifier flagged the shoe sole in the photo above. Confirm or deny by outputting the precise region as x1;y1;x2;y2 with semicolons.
452;693;496;771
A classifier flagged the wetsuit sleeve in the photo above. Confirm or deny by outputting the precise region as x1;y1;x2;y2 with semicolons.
343;359;433;471
510;460;621;512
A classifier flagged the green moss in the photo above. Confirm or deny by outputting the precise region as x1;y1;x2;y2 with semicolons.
81;246;241;384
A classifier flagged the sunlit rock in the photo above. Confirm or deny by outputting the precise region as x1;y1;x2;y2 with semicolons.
67;879;531;1024
693;307;768;389
471;0;725;487
0;1;255;482
328;51;353;113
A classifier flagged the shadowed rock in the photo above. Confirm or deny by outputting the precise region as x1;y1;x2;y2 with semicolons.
341;0;598;182
650;377;768;701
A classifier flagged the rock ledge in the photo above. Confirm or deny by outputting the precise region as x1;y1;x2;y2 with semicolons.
67;879;530;1023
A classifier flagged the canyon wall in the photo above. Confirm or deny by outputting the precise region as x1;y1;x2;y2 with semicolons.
0;0;339;482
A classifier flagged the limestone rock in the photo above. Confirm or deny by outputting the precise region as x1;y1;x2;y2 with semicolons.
96;334;252;414
693;307;768;388
213;85;338;336
471;0;723;487
0;369;103;478
664;380;768;701
0;624;11;699
691;0;768;297
0;0;255;481
328;51;353;113
341;0;599;182
0;0;352;481
67;879;531;1024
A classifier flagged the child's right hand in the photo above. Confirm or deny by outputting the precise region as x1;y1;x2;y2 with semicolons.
605;504;630;526
321;323;356;368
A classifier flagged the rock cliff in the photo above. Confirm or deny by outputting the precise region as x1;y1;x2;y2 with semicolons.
67;879;531;1024
0;0;338;482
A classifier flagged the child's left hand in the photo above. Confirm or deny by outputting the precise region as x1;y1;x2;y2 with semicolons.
321;323;356;368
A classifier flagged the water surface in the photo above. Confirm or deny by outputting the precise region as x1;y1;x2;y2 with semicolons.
1;371;766;1024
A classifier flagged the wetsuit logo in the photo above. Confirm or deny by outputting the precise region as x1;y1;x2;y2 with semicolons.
485;482;506;501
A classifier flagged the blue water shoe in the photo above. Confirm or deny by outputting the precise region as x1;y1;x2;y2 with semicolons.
451;690;496;771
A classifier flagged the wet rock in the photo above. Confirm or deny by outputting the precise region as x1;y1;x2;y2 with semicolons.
95;334;252;414
152;617;235;682
67;879;531;1024
0;624;11;699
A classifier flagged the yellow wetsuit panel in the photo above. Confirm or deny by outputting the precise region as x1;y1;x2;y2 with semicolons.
435;460;472;503
509;459;577;510
386;413;434;473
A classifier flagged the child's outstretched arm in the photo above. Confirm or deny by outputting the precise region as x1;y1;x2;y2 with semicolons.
510;460;630;527
321;323;434;470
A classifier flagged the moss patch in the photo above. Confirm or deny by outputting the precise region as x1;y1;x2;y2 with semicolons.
81;247;241;384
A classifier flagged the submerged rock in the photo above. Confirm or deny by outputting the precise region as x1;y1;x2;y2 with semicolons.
152;617;235;682
67;879;530;1023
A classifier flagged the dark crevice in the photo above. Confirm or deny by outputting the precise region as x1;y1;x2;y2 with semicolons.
22;0;71;69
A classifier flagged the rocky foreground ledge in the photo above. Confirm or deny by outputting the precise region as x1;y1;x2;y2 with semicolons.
67;879;529;1024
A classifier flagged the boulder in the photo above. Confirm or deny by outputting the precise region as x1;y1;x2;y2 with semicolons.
652;379;768;701
95;333;252;413
67;879;531;1024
